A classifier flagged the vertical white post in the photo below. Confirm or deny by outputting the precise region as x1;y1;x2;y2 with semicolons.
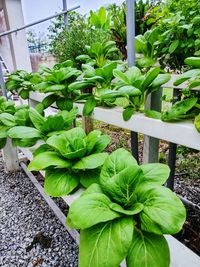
2;138;19;172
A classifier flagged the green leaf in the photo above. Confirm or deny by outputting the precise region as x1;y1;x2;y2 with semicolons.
0;138;6;149
123;107;135;121
150;74;171;89
110;202;144;215
118;86;142;96
140;163;170;185
194;113;200;133
79;169;101;188
125;67;142;84
0;113;16;127
142;67;160;90
68;81;94;91
144;110;162;119
83;98;97;116
35;102;45;114
79;217;133;267
161;97;198;121
73;153;108;170
8;126;42;139
67;193;120;229
135;35;147;54
137;184;186;235
29;108;46;131
47;128;87;159
14;109;29;126
101;165;144;207
44;84;66;93
0;126;9;138
100;148;138;184
184;57;200;68
92;134;111;153
56;98;73;111
42;94;56;108
12;138;38;148
19;89;29;99
34;82;52;92
44;169;79;196
126;229;170;267
113;69;130;84
42;115;65;133
28;151;71;171
81;183;104;196
174;69;200;86
169;40;179;53
32;144;51;157
85;130;102;154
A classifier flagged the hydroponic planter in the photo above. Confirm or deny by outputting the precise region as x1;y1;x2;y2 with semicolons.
19;145;200;267
29;92;200;150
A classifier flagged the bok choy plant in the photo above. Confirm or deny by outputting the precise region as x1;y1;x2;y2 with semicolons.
34;60;82;112
28;127;111;196
0;102;31;148
7;107;78;147
161;57;200;132
67;148;186;267
6;70;42;99
69;61;119;116
76;41;119;68
101;66;170;120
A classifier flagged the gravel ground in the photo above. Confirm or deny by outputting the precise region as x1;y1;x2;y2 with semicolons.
0;157;78;267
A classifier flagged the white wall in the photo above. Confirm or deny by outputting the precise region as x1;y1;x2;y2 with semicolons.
0;0;32;72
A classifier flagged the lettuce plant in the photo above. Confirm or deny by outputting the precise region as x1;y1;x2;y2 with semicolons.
7;107;78;147
28;127;111;196
101;66;170;120
67;148;186;267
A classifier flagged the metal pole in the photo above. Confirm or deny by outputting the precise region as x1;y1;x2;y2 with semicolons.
126;0;139;162
167;89;181;190
126;0;135;66
0;62;8;99
62;0;69;30
0;6;80;38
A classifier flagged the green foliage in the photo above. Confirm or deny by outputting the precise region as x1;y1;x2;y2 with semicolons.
76;41;120;68
70;61;119;115
89;7;110;30
7;107;78;147
0;103;31;148
67;148;186;267
6;70;42;99
34;62;81;112
28;127;111;196
48;13;110;67
161;57;200;132
135;28;160;68
100;66;170;120
154;0;200;70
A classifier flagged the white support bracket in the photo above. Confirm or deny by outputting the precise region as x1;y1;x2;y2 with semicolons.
2;138;19;172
